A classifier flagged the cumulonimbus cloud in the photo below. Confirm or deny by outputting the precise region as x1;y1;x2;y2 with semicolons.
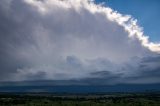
24;0;160;53
0;0;160;84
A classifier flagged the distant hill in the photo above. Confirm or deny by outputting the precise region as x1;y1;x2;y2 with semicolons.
0;80;160;93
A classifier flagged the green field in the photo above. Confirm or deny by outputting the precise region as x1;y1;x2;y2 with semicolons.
0;93;160;106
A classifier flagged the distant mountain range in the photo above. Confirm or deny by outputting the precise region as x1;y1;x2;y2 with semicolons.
0;80;160;93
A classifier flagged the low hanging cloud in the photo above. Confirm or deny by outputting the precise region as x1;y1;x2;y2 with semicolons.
0;0;160;84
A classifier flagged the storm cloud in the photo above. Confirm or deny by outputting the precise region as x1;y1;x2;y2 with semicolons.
0;0;160;84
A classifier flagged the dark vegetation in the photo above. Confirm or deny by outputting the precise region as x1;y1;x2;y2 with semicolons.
0;93;160;106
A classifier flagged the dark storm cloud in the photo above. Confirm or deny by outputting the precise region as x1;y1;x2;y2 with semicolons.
0;0;160;84
0;0;38;79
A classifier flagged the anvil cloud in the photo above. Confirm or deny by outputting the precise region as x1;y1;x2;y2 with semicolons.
0;0;160;84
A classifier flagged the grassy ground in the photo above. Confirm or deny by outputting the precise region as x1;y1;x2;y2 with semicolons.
0;93;160;106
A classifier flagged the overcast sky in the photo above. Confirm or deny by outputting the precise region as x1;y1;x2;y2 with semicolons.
0;0;160;85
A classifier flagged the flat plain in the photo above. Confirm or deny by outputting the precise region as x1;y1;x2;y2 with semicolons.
0;93;160;106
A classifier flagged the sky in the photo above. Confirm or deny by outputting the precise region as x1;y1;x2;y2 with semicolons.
0;0;160;85
96;0;160;42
